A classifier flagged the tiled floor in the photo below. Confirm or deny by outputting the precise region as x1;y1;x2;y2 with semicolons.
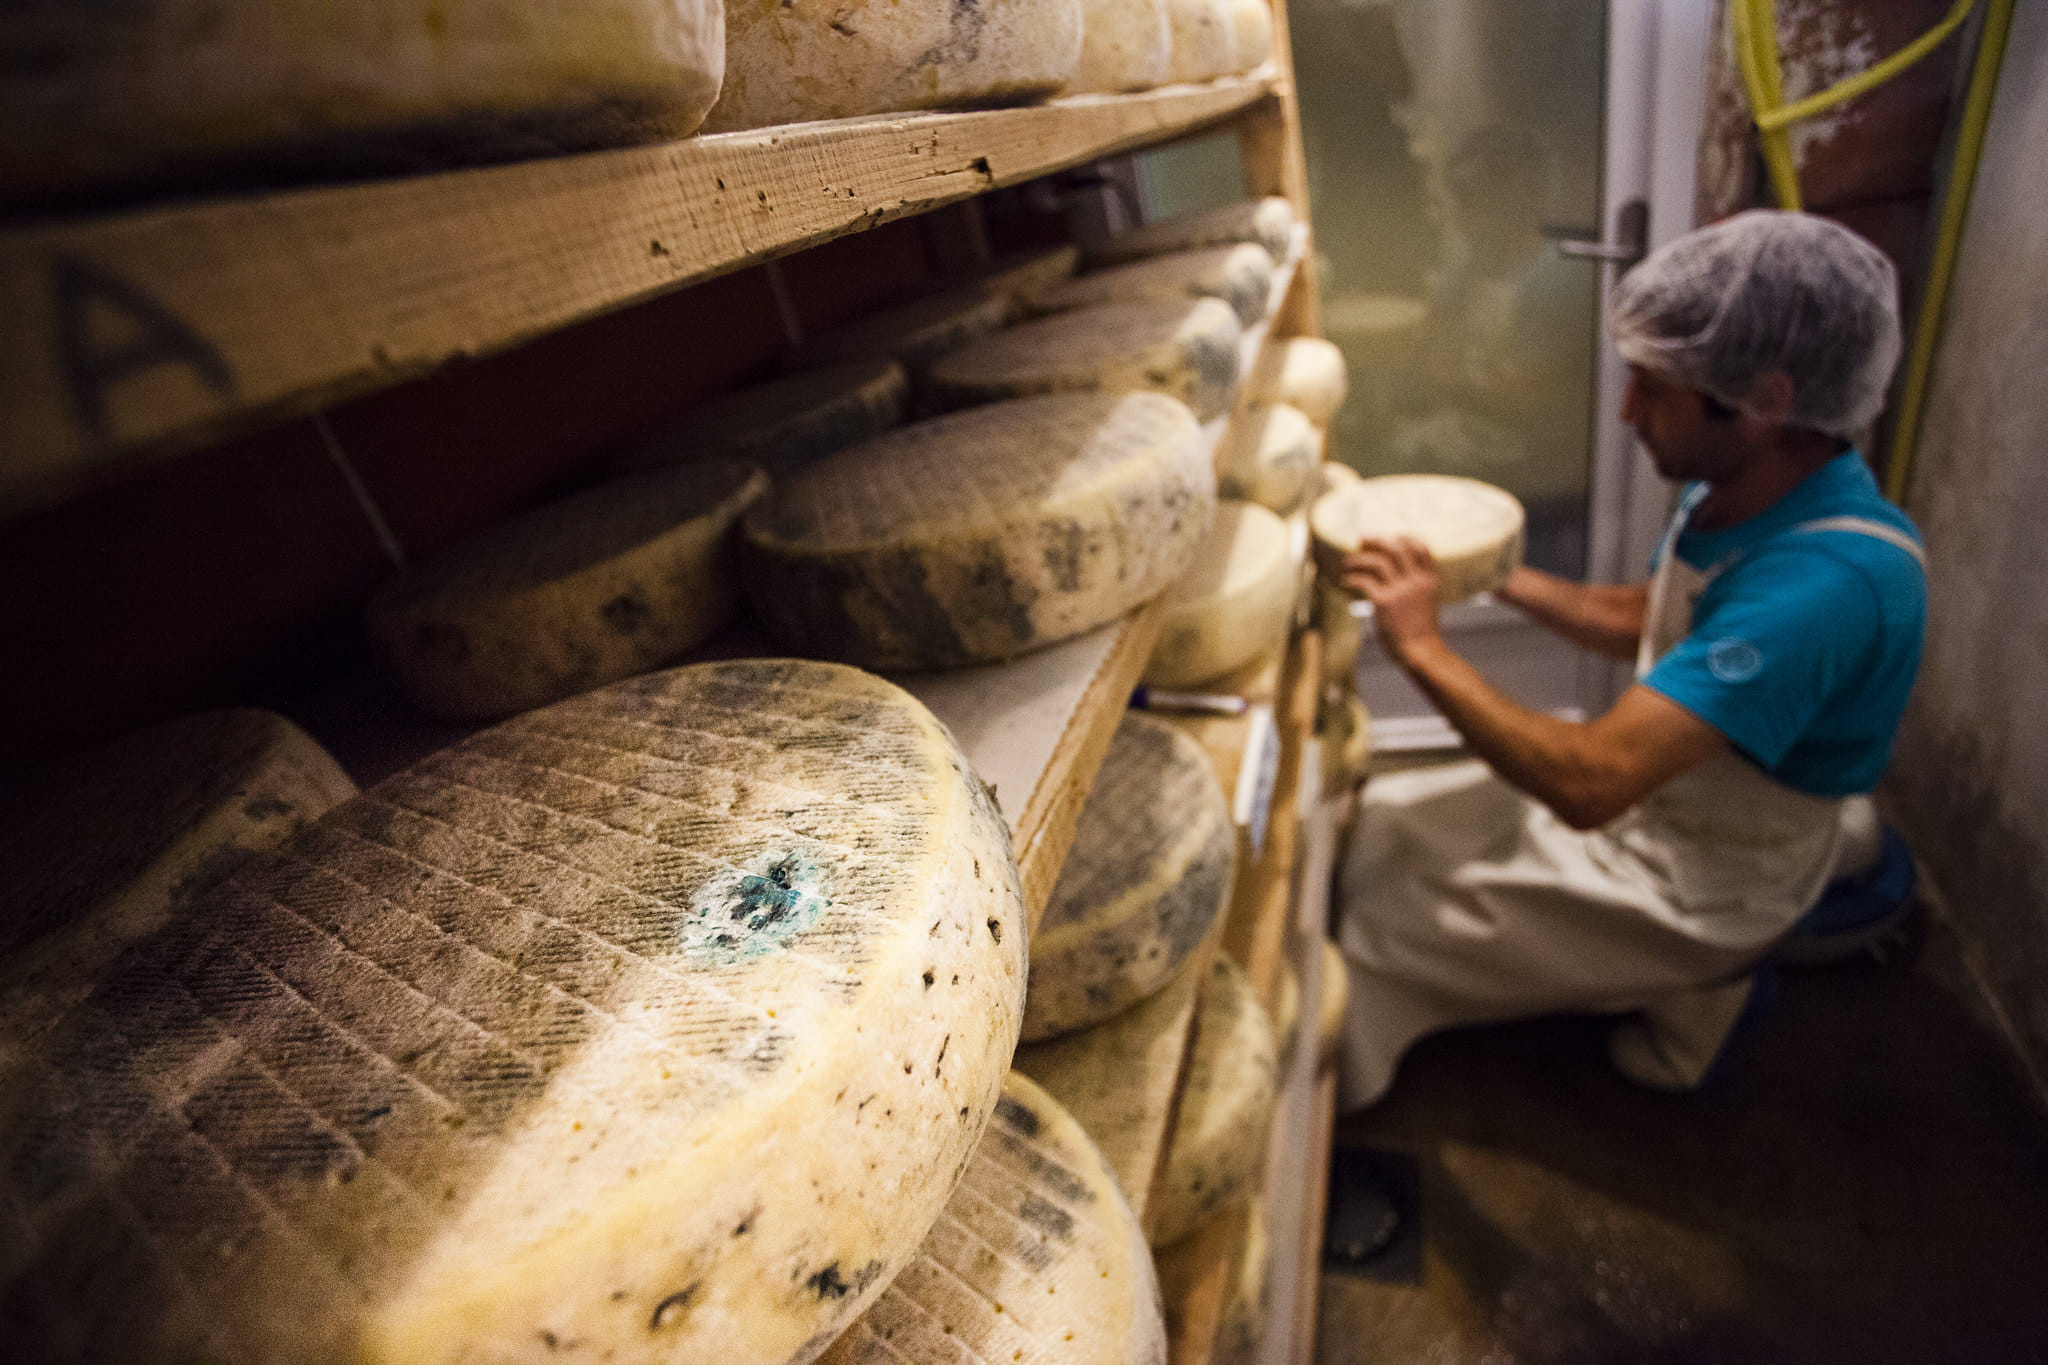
1315;909;2048;1364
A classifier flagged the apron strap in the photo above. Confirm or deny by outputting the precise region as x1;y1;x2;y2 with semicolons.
1786;515;1929;569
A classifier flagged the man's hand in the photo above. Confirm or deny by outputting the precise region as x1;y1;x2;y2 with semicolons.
1340;536;1444;667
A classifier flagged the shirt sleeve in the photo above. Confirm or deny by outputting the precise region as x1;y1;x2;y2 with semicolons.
1641;547;1880;768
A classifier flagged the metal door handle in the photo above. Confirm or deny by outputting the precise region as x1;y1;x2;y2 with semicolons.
1556;197;1647;268
1557;239;1640;261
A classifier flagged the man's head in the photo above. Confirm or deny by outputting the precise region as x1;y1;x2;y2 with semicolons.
1608;210;1902;469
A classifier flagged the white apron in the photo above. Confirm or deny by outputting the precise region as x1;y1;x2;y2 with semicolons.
1334;496;1925;1107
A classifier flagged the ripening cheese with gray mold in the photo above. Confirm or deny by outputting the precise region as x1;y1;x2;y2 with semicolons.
1144;499;1297;688
742;392;1214;670
0;709;355;1055
1026;244;1275;327
365;461;767;719
0;660;1026;1364
707;0;1083;131
0;0;725;206
1227;0;1274;71
927;297;1243;421
1165;0;1235;83
1022;713;1234;1042
1246;336;1346;425
818;1072;1168;1365
1309;473;1524;606
607;360;908;480
1150;955;1278;1247
1217;401;1318;513
795;286;1015;375
1090;196;1294;268
1071;0;1173;93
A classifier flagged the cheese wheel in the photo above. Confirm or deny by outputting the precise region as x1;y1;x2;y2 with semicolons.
1217;401;1318;513
365;461;768;720
1269;958;1302;1074
1154;1198;1268;1365
1227;0;1274;71
1318;460;1364;497
1316;937;1348;1069
1027;244;1274;328
0;660;1027;1363
1165;0;1236;83
1150;956;1278;1248
0;710;355;1053
818;1072;1167;1365
928;298;1243;421
1089;197;1295;268
607;361;908;480
1144;500;1296;689
1071;0;1173;93
743;392;1213;670
1309;474;1525;605
1320;691;1371;796
708;0;1083;131
966;244;1084;305
0;1;724;208
1247;337;1347;426
1315;579;1361;687
1023;714;1234;1042
796;286;1015;375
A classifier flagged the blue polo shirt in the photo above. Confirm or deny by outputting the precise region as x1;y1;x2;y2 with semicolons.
1642;452;1926;797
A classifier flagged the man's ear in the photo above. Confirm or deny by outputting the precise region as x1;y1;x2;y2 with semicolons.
1745;370;1797;423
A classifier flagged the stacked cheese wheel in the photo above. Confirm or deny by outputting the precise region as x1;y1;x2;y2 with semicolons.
1310;472;1525;605
1317;937;1350;1069
1026;243;1275;327
818;1072;1167;1364
1024;713;1235;1042
365;460;767;719
962;243;1084;306
1321;690;1373;796
608;361;908;480
0;660;1027;1362
1071;0;1174;93
1246;335;1347;427
1090;196;1296;269
1166;0;1238;83
1145;499;1298;689
1150;955;1279;1247
796;286;1015;376
743;391;1213;670
1154;1197;1270;1365
0;0;725;207
1217;401;1319;514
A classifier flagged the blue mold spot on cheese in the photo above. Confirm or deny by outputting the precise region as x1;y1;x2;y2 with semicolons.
680;851;831;965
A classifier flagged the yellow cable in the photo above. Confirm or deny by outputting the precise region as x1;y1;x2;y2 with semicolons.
1884;0;2016;505
1756;0;1978;132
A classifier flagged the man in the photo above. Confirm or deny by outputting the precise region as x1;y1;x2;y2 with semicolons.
1332;210;1927;1106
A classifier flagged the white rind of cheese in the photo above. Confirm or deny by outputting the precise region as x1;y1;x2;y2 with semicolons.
1309;473;1525;605
0;660;1028;1364
1226;0;1274;71
1314;577;1361;687
818;1071;1168;1365
1090;197;1295;268
1150;955;1278;1247
1217;401;1318;513
795;287;1016;375
1269;958;1301;1074
607;361;908;479
1165;0;1236;83
365;461;768;720
1153;1197;1269;1365
1026;244;1275;328
1317;937;1349;1069
927;298;1244;421
1071;0;1173;93
0;0;725;206
1246;337;1347;426
0;710;356;1054
1144;499;1297;689
1022;714;1234;1042
742;392;1214;671
708;0;1083;130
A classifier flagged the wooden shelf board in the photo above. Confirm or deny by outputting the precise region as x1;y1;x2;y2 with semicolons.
0;76;1277;519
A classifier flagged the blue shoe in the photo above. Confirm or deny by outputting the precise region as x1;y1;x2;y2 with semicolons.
1774;824;1917;966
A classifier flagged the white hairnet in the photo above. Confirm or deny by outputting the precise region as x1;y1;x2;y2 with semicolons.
1608;210;1902;439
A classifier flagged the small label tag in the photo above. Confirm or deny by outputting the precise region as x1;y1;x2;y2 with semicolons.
1235;704;1281;859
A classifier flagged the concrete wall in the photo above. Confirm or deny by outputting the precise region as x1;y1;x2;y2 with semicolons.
1886;0;2048;1095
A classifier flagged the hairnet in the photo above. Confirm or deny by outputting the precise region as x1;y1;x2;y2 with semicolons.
1608;210;1902;438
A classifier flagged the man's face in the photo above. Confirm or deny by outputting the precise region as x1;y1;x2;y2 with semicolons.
1620;365;1742;482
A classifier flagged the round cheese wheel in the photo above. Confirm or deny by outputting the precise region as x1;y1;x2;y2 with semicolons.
1027;244;1274;328
1089;196;1295;268
1246;336;1347;426
1165;0;1236;83
796;286;1015;375
708;0;1084;131
967;243;1084;305
1314;579;1362;688
0;710;356;1053
744;392;1213;670
1269;958;1301;1074
1316;937;1349;1069
928;297;1243;421
0;660;1027;1363
1318;460;1364;497
1309;473;1525;605
1144;500;1297;689
1154;1197;1269;1365
1227;0;1274;71
0;0;725;208
1151;955;1279;1247
1217;401;1318;513
1071;0;1173;93
606;361;908;480
818;1071;1167;1365
365;461;768;719
1320;691;1371;796
1023;713;1234;1042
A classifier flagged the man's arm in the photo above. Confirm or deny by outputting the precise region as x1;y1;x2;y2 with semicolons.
1343;538;1725;830
1491;566;1648;661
